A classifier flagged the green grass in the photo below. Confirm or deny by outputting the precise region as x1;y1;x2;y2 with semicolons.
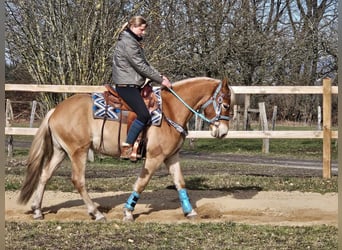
5;221;337;249
6;156;338;194
6;173;337;194
7;137;338;160
183;138;338;160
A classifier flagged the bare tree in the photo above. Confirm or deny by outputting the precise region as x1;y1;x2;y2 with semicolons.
285;0;337;84
6;0;129;108
5;0;337;122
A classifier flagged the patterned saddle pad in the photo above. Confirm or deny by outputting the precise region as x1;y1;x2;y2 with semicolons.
92;88;163;126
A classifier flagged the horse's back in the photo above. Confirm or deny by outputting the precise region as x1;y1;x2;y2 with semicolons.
50;94;93;131
48;93;124;156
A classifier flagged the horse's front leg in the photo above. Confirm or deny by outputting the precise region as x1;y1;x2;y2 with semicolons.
165;154;197;219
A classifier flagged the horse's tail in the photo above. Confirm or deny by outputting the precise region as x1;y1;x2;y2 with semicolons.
18;109;55;205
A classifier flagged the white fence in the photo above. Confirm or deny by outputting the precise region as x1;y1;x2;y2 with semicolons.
5;78;338;178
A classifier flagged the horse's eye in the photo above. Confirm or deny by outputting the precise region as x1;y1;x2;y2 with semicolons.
222;103;230;110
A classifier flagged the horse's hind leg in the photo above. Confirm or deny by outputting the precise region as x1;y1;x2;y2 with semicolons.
31;148;66;219
123;157;162;221
69;149;106;221
122;154;197;221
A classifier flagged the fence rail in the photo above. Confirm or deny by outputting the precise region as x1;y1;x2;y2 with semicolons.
4;127;338;139
5;83;339;94
5;79;338;178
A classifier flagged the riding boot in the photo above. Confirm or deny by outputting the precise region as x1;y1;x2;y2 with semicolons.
120;142;133;160
120;119;145;160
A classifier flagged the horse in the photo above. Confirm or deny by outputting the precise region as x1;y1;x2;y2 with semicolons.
18;77;232;221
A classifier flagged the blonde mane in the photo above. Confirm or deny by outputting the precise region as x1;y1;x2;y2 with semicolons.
172;77;220;87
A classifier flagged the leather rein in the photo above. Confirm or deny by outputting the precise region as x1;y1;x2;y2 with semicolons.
164;81;231;136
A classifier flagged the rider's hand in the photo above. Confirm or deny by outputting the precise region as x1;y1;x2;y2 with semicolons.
161;76;172;88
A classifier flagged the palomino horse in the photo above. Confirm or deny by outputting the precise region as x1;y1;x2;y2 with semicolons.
18;77;231;221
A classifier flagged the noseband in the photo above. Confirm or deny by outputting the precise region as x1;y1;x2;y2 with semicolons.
167;81;231;125
198;81;231;123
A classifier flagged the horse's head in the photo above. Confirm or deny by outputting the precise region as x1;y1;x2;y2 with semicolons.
201;78;231;138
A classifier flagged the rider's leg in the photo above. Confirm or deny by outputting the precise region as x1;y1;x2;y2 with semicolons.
121;119;145;159
125;119;145;145
115;86;150;159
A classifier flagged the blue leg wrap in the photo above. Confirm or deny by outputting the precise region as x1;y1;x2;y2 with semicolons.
124;191;140;211
178;189;193;214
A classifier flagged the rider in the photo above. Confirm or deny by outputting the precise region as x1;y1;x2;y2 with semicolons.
112;16;172;159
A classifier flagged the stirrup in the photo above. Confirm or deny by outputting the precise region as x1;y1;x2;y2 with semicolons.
120;143;133;160
129;140;140;162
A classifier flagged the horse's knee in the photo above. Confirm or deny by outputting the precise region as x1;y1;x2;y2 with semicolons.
134;168;154;193
71;176;85;191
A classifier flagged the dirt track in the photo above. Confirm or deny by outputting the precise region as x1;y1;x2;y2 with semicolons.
5;141;338;226
5;148;339;227
5;189;337;226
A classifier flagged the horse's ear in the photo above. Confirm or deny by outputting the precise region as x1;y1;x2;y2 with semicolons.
223;77;236;105
222;77;228;87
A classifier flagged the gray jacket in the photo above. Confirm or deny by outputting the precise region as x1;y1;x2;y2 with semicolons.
112;30;163;87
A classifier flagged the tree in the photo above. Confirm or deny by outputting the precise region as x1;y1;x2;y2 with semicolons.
5;0;337;122
6;0;129;109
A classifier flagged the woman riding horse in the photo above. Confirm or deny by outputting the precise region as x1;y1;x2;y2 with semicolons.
18;77;231;222
112;16;171;160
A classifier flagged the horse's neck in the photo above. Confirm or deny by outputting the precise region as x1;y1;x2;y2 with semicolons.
163;82;214;126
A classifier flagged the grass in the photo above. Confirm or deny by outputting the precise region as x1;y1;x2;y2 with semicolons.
182;138;338;160
5;155;338;194
5;221;337;249
6;136;338;160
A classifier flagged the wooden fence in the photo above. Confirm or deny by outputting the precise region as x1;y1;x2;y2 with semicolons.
5;78;338;178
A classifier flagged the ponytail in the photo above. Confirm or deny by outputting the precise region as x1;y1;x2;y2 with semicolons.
119;22;129;34
118;16;147;36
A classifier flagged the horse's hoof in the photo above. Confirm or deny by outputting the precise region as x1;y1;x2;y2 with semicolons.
123;208;134;222
123;216;134;223
90;211;106;222
33;215;44;220
186;209;198;220
33;209;43;220
95;216;107;222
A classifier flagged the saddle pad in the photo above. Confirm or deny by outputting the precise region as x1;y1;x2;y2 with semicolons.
92;88;163;126
92;92;124;121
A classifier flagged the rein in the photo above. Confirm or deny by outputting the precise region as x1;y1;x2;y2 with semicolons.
167;81;230;124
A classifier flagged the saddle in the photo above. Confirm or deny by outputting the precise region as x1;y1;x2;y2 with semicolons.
103;83;159;161
103;83;158;113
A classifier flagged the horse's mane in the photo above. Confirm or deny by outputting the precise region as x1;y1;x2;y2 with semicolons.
172;77;220;88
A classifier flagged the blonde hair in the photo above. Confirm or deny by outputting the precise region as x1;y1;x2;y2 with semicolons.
119;16;148;34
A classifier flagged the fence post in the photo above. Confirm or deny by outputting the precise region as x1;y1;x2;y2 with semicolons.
322;78;332;179
317;105;322;130
243;94;250;130
233;105;240;130
272;106;277;130
30;100;37;128
259;102;269;154
6;99;14;157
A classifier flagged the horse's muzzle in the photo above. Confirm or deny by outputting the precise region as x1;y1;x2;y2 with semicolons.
210;122;229;138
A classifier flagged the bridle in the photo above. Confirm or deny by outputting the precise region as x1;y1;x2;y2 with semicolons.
167;81;231;125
